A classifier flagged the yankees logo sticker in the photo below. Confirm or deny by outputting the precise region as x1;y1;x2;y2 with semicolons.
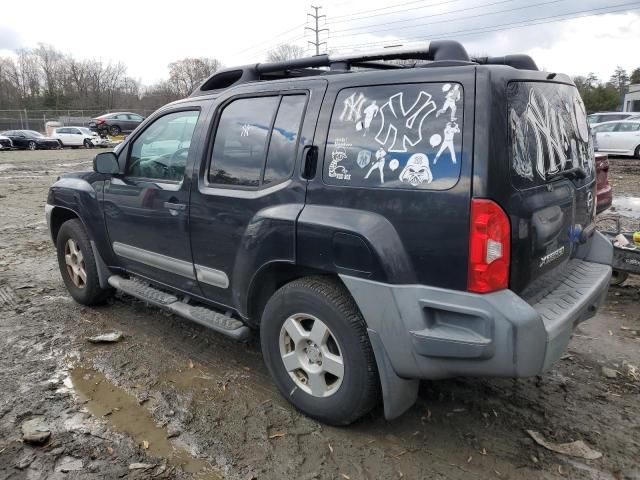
508;82;595;186
375;91;436;152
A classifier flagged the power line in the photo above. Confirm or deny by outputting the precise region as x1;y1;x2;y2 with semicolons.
329;2;640;50
328;0;566;38
329;0;434;20
232;22;306;56
327;0;465;24
244;34;308;61
306;5;329;55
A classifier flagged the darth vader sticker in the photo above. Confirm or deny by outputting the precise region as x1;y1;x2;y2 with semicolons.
324;83;463;190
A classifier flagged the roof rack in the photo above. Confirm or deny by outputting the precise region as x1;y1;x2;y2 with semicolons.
190;40;537;96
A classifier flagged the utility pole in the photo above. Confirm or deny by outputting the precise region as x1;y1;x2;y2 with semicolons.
306;5;328;55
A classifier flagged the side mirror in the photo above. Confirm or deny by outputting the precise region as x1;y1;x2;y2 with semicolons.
94;151;120;174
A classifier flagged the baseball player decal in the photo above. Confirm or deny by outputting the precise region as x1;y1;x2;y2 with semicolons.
436;84;461;122
433;122;460;164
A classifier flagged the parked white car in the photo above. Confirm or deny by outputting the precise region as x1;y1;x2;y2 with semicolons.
592;120;640;158
52;127;108;148
587;112;636;127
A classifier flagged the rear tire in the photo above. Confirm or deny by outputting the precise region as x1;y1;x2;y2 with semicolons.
634;145;640;159
109;125;121;136
260;276;380;425
610;270;629;286
56;219;113;305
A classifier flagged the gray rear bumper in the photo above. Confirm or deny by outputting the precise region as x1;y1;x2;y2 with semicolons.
343;259;610;381
340;232;612;418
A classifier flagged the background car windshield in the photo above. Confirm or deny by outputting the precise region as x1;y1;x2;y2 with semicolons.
26;131;43;137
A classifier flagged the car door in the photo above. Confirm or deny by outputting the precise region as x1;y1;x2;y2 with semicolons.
594;123;617;152
128;114;143;131
612;122;640;154
189;79;327;310
69;127;84;145
103;105;208;291
54;128;66;144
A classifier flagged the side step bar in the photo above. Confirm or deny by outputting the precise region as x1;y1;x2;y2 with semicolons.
107;275;250;340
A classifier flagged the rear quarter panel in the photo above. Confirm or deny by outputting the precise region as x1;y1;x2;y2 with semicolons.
300;67;476;290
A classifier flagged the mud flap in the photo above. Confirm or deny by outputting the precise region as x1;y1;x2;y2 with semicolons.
368;328;419;420
90;240;112;289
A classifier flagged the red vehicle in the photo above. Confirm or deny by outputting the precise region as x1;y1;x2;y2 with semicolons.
595;152;613;214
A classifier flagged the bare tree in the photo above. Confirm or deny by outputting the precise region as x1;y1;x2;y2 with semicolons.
168;57;222;97
0;45;224;112
266;44;306;63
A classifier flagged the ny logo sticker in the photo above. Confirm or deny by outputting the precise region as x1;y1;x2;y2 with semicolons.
340;92;366;123
375;91;436;152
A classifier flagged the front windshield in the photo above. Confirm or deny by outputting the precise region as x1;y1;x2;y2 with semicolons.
80;128;93;135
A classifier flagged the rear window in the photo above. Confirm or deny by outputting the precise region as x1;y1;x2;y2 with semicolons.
508;81;594;189
323;83;463;190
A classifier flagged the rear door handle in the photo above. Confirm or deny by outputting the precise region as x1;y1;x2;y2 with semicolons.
163;202;186;211
301;145;318;179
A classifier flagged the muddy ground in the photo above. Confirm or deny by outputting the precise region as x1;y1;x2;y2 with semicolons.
0;149;638;480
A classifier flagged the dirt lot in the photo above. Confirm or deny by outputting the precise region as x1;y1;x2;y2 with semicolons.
0;149;638;480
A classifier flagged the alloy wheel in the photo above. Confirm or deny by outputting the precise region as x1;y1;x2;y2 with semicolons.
279;313;344;397
64;238;87;289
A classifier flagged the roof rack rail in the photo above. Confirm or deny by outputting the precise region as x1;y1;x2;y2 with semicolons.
191;40;470;96
473;54;538;71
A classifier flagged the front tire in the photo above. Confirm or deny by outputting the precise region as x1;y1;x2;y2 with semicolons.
84;139;93;148
260;276;380;425
634;144;640;159
28;141;36;150
109;125;121;136
56;219;113;305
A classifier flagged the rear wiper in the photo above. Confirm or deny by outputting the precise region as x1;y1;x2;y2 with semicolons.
548;166;587;182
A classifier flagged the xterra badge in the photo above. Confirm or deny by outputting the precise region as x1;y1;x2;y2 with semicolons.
539;246;565;268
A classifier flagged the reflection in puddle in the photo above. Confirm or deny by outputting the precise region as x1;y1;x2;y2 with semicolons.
69;366;221;479
611;196;640;219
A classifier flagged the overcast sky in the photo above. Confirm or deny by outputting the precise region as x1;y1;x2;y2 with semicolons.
0;0;638;85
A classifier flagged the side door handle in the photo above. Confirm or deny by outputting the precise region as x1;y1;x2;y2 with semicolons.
164;202;187;212
301;145;318;179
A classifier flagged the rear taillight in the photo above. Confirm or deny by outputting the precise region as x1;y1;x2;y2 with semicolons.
96;119;105;125
467;199;511;293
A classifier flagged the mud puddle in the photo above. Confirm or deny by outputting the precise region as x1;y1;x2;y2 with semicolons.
69;366;221;479
610;196;640;219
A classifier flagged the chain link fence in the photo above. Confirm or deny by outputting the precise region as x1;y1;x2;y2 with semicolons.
0;109;156;133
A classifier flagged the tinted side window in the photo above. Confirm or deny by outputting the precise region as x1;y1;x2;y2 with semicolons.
209;96;279;187
615;122;640;132
264;95;306;185
127;110;200;181
324;83;463;190
594;123;617;133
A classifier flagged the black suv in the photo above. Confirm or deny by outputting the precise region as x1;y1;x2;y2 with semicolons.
46;41;612;425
